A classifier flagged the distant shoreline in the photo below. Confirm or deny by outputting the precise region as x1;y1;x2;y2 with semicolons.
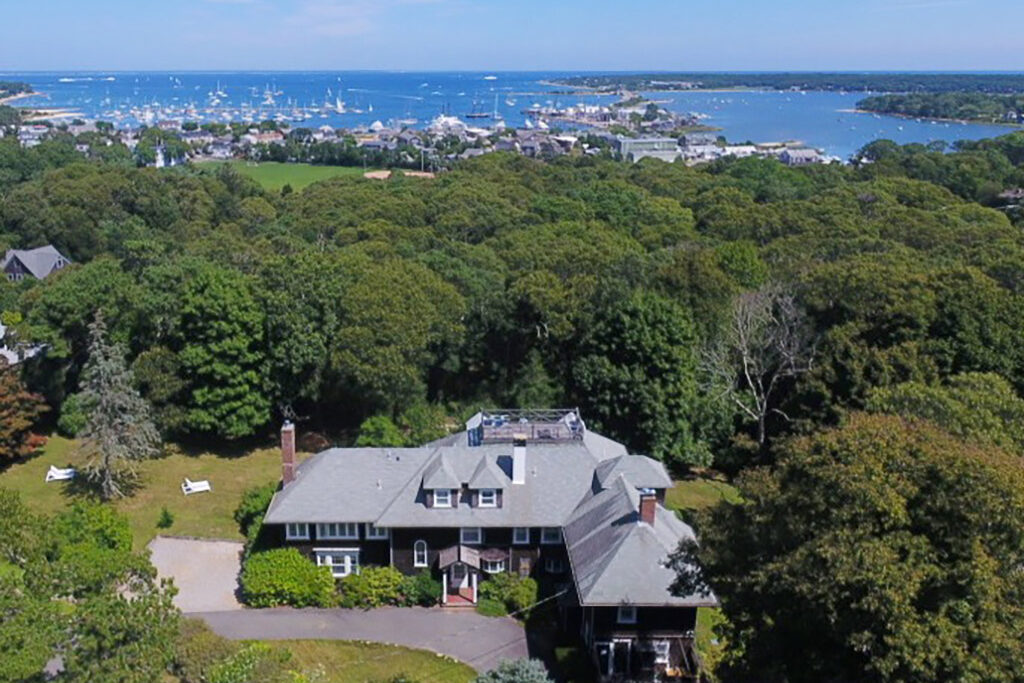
0;91;36;106
841;107;1023;127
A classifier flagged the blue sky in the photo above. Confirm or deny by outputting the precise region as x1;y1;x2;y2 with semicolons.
1;0;1022;71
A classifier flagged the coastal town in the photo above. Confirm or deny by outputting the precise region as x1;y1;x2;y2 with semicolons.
2;84;832;171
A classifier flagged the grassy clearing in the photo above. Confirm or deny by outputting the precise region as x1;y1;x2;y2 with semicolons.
0;436;299;549
203;161;371;191
665;476;741;516
269;640;475;683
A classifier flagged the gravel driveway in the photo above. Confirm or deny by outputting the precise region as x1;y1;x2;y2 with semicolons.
195;607;529;672
148;536;244;612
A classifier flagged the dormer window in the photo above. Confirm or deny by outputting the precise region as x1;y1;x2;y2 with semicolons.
433;489;452;508
478;489;497;507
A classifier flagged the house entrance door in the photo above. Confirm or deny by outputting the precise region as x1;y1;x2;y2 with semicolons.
450;563;469;589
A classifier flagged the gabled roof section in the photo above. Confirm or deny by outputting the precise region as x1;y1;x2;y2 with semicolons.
564;475;714;607
467;455;507;490
1;245;70;279
264;447;433;524
595;455;673;491
421;453;460;490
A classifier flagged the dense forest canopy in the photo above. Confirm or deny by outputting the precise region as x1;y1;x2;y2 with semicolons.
2;130;1024;471
859;92;1024;123
552;72;1024;94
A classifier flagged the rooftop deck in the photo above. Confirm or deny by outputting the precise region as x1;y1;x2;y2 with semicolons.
468;408;585;445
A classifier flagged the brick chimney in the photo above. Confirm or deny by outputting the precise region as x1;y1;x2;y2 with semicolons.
639;488;657;525
512;434;527;485
281;421;296;485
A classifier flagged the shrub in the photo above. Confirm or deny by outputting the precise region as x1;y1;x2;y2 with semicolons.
240;548;336;607
399;570;442;607
172;618;239;683
234;481;277;535
339;565;406;608
474;658;552;683
157;506;174;529
54;501;132;551
478;573;538;616
355;415;406;447
57;392;88;437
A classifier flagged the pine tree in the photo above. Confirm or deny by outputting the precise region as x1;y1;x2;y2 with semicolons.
78;312;161;499
0;358;47;461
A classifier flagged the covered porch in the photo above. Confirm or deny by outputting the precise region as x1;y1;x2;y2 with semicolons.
438;545;482;607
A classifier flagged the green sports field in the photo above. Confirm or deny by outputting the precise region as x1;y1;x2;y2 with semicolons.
205;161;371;191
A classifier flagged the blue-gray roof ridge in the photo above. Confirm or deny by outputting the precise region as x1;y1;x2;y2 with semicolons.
2;245;70;279
421;452;461;489
467;455;508;490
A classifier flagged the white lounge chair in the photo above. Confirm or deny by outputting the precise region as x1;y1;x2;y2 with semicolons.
181;478;212;495
45;465;76;482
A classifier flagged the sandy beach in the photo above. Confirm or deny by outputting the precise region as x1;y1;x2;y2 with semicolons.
0;91;36;106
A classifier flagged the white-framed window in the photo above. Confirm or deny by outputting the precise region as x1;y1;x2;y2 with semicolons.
513;527;530;545
285;523;309;540
482;558;505;574
433;489;452;508
317;522;359;540
315;549;360;578
540;527;562;544
414;540;428;567
544;557;565;574
365;523;389;539
478;489;497;507
460;527;483;545
617;605;638;624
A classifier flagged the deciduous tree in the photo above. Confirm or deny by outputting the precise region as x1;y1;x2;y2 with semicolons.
674;414;1024;682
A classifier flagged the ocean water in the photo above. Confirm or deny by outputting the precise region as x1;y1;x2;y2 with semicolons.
2;71;1019;159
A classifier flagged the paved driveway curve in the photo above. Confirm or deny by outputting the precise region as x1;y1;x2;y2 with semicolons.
194;607;529;673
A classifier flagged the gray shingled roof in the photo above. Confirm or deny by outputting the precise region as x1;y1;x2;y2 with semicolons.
421;453;461;490
467;456;506;490
264;447;433;524
376;443;599;528
564;476;714;607
595;455;673;491
1;245;69;279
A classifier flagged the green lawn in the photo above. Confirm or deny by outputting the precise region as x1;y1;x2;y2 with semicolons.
204;161;371;191
270;640;475;683
665;476;741;516
1;436;298;549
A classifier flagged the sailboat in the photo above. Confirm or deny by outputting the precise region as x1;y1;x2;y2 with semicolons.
336;96;346;113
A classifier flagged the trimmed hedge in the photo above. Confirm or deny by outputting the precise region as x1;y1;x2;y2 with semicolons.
339;567;443;608
240;548;336;607
478;573;538;617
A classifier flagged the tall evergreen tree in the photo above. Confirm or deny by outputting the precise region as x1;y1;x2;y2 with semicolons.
79;312;161;499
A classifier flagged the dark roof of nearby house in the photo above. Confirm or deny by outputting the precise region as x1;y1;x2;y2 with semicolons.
1;245;70;279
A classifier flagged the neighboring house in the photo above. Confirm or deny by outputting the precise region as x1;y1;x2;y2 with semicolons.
614;136;682;163
263;409;714;681
2;245;71;282
780;147;822;166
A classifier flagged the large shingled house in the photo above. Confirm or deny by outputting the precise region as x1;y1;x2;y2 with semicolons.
263;409;714;680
